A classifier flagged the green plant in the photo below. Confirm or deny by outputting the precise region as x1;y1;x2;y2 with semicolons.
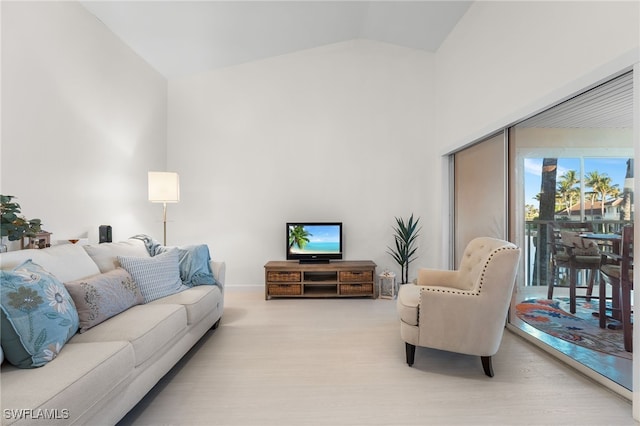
1;195;42;241
387;214;421;284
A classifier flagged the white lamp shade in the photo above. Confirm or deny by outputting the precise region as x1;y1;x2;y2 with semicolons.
148;172;180;203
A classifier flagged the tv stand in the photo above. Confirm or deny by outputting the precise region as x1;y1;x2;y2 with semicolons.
264;260;376;299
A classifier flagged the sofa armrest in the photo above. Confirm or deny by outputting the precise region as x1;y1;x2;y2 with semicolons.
211;261;226;287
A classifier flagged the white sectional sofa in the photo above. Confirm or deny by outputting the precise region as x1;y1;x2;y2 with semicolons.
0;239;225;425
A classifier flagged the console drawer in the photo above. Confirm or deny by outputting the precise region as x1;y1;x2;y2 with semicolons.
267;271;301;282
339;271;373;282
268;284;302;296
340;283;374;295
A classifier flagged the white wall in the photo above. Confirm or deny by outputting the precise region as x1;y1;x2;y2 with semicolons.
433;0;639;262
1;1;167;245
436;0;640;148
167;40;436;284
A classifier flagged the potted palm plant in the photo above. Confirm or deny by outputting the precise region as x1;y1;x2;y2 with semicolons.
1;195;43;250
387;214;421;285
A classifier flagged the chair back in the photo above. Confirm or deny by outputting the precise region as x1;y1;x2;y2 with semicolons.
621;224;634;288
418;237;520;357
457;237;520;292
548;222;595;253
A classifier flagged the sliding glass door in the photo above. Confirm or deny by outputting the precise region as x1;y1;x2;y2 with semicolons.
452;132;507;265
452;71;634;391
509;72;634;390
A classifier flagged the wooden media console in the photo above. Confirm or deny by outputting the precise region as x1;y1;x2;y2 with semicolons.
264;260;376;299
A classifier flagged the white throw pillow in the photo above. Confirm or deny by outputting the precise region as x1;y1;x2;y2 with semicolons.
84;239;150;273
117;250;183;303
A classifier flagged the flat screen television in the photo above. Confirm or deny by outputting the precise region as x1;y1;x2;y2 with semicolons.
286;222;343;263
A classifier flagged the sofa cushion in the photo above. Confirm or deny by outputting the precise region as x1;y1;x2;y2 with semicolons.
0;243;100;282
69;304;187;367
64;268;144;333
117;250;185;303
83;239;150;273
0;260;79;368
150;285;221;325
1;340;133;426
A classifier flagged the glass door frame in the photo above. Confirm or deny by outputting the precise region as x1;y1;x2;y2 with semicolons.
446;66;638;401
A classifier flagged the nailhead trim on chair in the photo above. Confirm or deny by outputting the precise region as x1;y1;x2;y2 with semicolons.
420;245;518;297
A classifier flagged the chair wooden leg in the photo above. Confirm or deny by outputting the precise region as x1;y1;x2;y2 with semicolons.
481;356;494;377
586;268;596;301
405;343;416;366
547;263;555;300
612;284;621;321
621;282;633;352
599;275;607;329
569;267;577;314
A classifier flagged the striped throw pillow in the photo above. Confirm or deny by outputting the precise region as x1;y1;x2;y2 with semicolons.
117;249;183;303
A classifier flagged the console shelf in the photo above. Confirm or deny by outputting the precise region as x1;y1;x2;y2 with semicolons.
264;260;376;300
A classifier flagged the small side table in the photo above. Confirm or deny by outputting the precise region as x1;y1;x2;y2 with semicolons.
379;271;396;299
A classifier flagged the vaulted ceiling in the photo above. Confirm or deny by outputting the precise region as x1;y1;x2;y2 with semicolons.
80;1;473;78
79;1;632;129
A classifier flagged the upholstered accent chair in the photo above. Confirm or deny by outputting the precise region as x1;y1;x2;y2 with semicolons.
397;237;521;377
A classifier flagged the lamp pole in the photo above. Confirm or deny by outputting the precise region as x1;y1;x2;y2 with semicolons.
162;202;168;246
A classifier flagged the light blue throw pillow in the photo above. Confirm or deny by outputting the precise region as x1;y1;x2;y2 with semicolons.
117;249;184;303
157;244;217;287
0;260;79;368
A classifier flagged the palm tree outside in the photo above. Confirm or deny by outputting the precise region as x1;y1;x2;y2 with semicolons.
585;171;620;217
557;170;580;218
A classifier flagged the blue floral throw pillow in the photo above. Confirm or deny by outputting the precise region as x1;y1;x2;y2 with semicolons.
0;260;79;368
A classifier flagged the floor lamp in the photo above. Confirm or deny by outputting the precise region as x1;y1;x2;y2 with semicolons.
148;171;180;246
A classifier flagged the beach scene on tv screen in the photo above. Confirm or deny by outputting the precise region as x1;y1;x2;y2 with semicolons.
289;225;340;254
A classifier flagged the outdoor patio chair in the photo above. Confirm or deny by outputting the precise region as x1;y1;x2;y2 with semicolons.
396;237;520;377
547;222;601;314
599;224;634;352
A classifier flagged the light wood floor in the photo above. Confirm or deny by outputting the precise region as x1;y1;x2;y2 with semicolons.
119;286;635;425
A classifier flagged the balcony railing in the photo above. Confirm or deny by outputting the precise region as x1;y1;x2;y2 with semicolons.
523;219;632;287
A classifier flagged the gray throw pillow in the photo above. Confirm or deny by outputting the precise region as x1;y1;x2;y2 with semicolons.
65;268;144;332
